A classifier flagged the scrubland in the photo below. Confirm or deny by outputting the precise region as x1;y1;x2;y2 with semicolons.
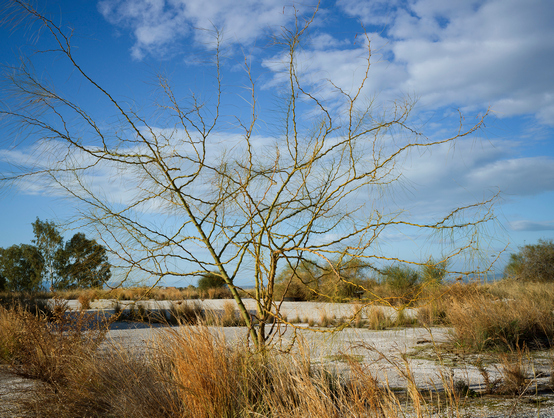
1;279;554;417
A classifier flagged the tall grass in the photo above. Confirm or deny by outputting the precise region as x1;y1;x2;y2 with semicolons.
3;284;554;417
0;303;106;385
1;304;468;418
22;325;453;418
446;288;554;351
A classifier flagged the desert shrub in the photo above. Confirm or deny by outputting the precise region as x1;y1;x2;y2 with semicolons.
77;293;92;310
318;258;372;301
275;258;374;302
420;257;448;287
275;276;317;301
197;272;227;291
274;262;321;301
380;265;421;306
504;239;554;282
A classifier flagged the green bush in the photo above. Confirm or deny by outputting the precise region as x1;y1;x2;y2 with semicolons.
380;265;420;306
197;272;227;291
504;239;554;282
420;257;447;286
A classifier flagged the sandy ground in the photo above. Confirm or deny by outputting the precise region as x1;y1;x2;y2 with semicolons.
104;324;551;392
63;297;418;322
3;299;554;417
102;323;554;417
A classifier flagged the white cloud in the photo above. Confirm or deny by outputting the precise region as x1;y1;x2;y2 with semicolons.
368;137;554;223
336;0;554;124
467;157;554;196
98;0;312;59
509;220;554;231
97;0;554;125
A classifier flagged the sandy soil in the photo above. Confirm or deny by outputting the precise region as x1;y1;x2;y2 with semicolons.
0;365;40;417
63;297;418;322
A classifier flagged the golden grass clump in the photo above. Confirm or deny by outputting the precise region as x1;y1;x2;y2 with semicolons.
446;290;554;351
366;307;390;330
0;302;106;385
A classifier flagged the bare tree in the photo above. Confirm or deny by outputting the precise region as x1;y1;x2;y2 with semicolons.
0;1;495;349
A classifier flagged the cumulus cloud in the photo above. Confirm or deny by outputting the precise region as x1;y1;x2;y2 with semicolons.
337;0;554;124
97;0;554;125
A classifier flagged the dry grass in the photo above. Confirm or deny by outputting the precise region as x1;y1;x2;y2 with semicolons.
4;279;554;416
77;293;92;310
366;307;391;330
168;300;205;324
26;325;450;418
3;285;236;304
0;302;106;386
2;307;468;418
446;291;554;351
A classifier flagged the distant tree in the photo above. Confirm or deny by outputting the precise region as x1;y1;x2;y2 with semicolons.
275;260;322;301
197;272;227;291
32;218;63;290
380;265;421;306
0;244;43;292
421;257;448;286
504;239;554;282
55;233;111;289
0;271;6;291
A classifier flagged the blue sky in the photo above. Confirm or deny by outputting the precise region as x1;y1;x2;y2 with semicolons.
1;0;553;286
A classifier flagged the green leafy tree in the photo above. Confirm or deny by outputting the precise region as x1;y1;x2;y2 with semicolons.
197;272;227;291
55;233;111;289
0;244;43;292
504;239;554;282
32;218;63;290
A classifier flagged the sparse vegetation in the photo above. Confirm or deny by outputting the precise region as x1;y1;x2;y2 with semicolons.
2;276;554;416
0;302;106;385
1;309;460;418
